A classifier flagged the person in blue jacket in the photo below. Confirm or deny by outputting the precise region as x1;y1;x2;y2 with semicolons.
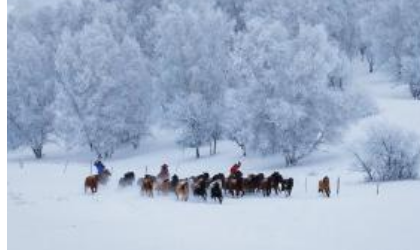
94;156;106;175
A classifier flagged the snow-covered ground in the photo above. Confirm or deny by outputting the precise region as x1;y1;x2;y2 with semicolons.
8;63;420;250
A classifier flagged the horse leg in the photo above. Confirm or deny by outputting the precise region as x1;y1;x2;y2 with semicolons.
275;184;280;195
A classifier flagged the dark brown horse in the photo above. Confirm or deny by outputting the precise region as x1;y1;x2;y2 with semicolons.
226;172;245;198
97;169;112;185
259;177;272;197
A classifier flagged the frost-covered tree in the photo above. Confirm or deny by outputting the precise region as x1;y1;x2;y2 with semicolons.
169;94;210;158
354;122;420;182
361;1;406;76
360;0;420;97
151;0;234;157
360;0;420;84
232;18;364;166
243;0;371;59
7;28;55;158
224;88;251;157
55;20;152;157
102;0;162;55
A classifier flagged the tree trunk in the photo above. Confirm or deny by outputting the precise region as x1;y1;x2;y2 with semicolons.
196;147;200;158
360;47;366;61
285;154;297;167
367;54;374;73
32;146;43;159
213;137;217;155
368;59;374;73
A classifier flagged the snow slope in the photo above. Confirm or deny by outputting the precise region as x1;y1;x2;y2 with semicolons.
7;63;420;250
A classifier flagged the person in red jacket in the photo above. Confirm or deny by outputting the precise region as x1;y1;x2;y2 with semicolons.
230;161;242;178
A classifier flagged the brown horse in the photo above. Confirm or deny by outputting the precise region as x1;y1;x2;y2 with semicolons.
175;180;189;201
140;175;155;197
226;173;244;198
84;175;99;193
318;176;331;197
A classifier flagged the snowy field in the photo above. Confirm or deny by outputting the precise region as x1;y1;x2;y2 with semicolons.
7;64;420;250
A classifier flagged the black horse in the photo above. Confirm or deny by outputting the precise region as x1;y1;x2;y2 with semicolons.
119;171;135;187
171;174;180;191
281;177;294;197
193;178;207;201
270;172;283;195
210;181;223;204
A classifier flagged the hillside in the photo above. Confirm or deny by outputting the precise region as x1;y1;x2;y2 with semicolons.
7;61;420;250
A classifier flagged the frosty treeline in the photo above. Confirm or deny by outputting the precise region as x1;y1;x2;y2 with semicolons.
7;0;418;163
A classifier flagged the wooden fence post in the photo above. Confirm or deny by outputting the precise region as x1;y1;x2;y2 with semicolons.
337;177;340;196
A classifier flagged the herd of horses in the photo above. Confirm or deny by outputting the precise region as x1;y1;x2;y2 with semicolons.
84;169;333;203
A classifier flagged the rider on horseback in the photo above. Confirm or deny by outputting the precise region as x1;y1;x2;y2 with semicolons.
229;161;242;178
157;164;170;182
94;155;106;175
